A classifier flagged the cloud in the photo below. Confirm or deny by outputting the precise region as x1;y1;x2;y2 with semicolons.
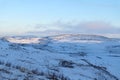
73;21;120;34
31;21;120;35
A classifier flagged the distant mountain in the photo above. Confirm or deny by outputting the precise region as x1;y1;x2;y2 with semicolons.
49;34;110;41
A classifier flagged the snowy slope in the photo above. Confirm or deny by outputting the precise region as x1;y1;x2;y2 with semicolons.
0;34;120;80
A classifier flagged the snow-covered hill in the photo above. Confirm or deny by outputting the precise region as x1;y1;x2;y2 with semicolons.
0;34;120;80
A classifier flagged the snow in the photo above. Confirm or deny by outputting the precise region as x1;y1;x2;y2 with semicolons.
7;37;40;44
0;34;120;80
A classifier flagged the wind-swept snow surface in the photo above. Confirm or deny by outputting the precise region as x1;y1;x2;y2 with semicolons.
0;34;120;80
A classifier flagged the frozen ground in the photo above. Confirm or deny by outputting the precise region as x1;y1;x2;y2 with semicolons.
0;34;120;80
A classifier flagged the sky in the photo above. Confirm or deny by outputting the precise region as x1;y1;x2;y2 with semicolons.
0;0;120;35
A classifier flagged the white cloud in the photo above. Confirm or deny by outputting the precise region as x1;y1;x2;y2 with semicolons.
33;21;120;34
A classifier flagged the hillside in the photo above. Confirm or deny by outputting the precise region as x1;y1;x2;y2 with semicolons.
0;34;120;80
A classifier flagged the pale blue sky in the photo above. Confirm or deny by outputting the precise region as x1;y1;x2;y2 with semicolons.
0;0;120;35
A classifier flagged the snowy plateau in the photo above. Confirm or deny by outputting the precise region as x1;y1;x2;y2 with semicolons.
0;34;120;80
